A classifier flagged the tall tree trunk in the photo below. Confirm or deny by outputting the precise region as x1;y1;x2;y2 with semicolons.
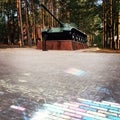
103;0;107;48
41;0;45;28
103;0;116;49
25;0;31;47
32;0;36;46
118;11;120;49
17;0;24;46
110;0;113;49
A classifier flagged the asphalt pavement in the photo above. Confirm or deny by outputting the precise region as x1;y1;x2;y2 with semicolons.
0;48;120;120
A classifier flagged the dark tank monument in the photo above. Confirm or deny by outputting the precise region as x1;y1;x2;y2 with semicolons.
37;4;88;50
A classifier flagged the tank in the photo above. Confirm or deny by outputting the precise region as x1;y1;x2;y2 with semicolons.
40;4;87;44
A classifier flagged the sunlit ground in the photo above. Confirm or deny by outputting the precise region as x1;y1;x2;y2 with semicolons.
0;48;120;120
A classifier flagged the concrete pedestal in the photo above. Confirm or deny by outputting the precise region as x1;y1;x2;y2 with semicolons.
37;40;88;50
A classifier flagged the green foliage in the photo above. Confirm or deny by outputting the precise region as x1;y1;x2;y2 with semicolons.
62;0;103;35
94;34;103;47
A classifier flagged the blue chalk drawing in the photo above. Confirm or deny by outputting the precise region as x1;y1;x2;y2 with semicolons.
96;87;111;95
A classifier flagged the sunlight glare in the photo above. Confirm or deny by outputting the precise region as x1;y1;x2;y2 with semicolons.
31;110;49;120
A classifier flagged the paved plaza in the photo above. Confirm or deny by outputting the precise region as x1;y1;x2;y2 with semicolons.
0;48;120;120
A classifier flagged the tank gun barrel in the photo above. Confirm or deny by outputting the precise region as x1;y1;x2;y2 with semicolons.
40;4;63;27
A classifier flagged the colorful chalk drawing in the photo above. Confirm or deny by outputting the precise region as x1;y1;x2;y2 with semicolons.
31;98;120;120
65;68;86;77
10;105;26;111
31;110;49;120
0;91;4;95
96;87;111;95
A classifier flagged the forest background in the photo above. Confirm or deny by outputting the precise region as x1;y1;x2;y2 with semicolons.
0;0;120;49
